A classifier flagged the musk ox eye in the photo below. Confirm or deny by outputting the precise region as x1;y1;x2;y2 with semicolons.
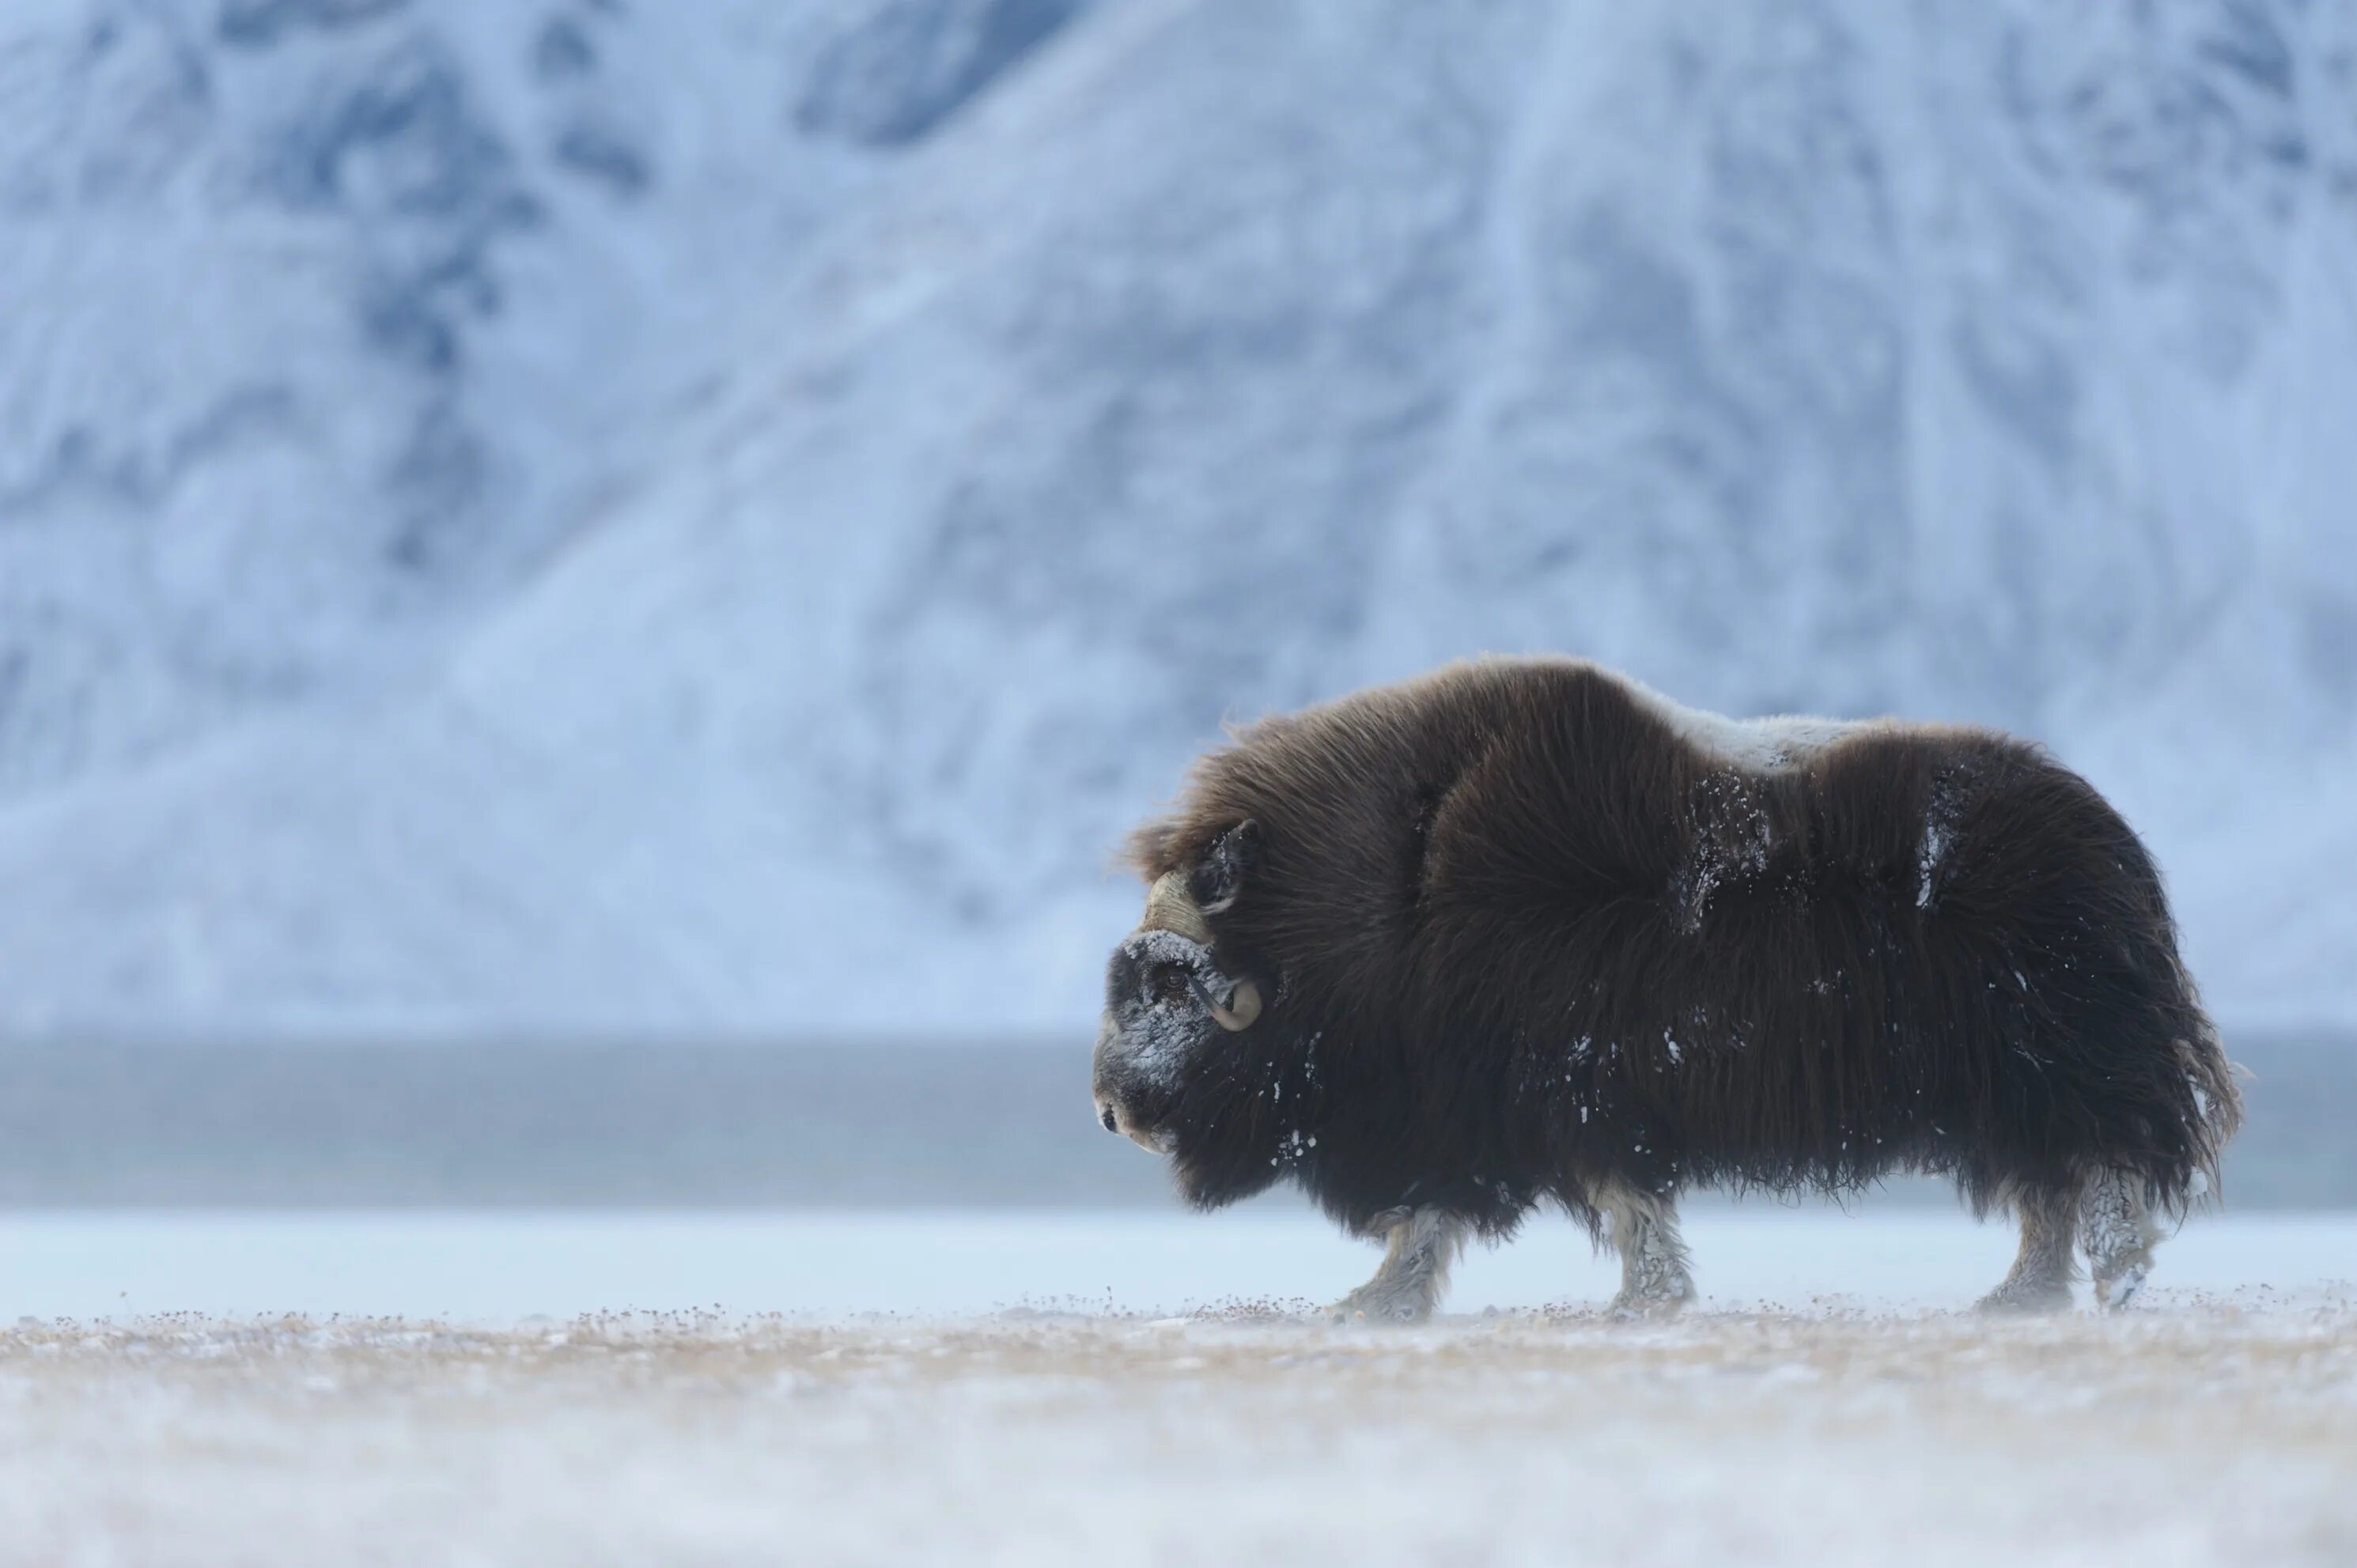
1149;964;1194;1007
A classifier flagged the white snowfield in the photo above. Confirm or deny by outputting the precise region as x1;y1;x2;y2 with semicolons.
3;2;2355;1038
4;1211;2355;1565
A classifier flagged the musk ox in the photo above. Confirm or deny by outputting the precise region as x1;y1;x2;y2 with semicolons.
1091;657;2242;1320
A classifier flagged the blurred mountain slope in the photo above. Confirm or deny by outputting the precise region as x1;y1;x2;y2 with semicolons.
1;0;2351;1036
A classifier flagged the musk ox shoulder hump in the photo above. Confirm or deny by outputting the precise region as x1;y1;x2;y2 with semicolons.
1122;656;1890;879
1611;670;1886;772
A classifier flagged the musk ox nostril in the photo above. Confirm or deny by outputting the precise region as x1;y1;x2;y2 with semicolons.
1099;1105;1119;1134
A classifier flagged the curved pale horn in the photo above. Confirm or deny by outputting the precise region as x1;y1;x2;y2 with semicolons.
1207;977;1262;1032
1143;871;1215;945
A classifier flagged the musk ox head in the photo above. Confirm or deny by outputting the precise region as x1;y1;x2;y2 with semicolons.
1091;821;1269;1170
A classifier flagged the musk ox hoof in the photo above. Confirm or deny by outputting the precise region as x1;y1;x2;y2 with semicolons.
1606;1290;1692;1322
1326;1289;1436;1327
2093;1261;2151;1312
1973;1279;2075;1315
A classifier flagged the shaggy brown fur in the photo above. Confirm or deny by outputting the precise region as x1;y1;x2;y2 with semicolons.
1098;657;2242;1301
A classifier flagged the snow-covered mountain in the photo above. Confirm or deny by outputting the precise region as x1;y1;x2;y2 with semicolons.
2;0;2352;1037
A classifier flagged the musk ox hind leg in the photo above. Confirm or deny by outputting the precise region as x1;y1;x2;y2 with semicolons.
1975;1182;2081;1314
1597;1184;1697;1319
2079;1169;2167;1310
1329;1209;1469;1326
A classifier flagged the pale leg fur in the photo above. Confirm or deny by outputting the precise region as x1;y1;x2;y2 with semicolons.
1330;1208;1467;1325
1976;1182;2080;1313
1598;1184;1697;1317
2079;1169;2165;1310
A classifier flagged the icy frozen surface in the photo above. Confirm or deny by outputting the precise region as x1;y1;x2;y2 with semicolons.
8;1206;2357;1320
3;1212;2355;1563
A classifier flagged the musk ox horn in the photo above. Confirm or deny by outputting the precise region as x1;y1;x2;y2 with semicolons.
1146;869;1261;1027
1203;977;1262;1032
1143;871;1216;945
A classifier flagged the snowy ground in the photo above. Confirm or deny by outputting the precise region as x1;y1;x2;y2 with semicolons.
5;1211;2355;1565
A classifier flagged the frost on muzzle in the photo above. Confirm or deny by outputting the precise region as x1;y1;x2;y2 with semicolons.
1091;869;1262;1152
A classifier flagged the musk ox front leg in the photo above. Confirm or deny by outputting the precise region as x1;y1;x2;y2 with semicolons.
1976;1182;2080;1313
1598;1184;1697;1317
1329;1209;1468;1325
2079;1169;2166;1310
